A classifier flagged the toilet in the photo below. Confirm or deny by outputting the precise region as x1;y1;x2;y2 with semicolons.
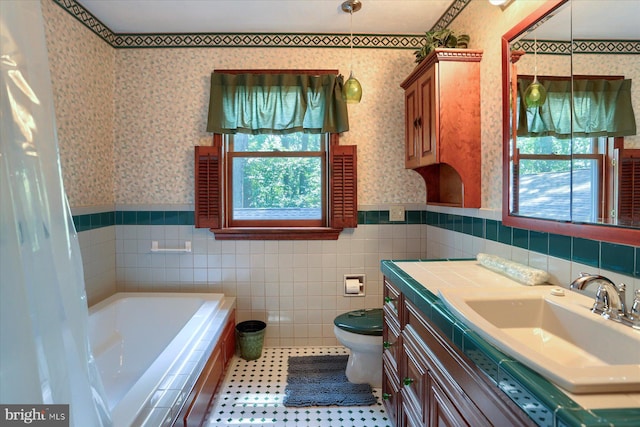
333;308;383;388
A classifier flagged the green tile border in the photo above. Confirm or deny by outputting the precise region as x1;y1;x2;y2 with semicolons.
381;260;640;427
73;209;639;278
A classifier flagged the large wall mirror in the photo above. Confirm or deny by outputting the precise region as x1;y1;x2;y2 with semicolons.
502;0;640;246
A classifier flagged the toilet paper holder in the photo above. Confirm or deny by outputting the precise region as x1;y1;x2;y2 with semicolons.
344;274;365;296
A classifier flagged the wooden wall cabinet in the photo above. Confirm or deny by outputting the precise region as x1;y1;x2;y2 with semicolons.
382;278;534;427
400;49;483;208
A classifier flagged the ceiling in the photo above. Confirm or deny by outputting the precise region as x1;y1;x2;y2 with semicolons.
75;0;453;35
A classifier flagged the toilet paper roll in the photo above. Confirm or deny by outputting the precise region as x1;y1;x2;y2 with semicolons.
345;278;361;294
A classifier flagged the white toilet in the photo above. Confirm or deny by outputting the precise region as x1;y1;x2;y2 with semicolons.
333;308;383;388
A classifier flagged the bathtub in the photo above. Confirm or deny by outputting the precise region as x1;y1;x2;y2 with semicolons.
89;292;235;427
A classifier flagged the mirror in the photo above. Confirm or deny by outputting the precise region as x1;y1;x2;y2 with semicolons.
502;0;640;246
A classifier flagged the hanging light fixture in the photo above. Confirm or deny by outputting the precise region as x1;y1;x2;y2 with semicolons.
341;0;362;104
523;37;547;108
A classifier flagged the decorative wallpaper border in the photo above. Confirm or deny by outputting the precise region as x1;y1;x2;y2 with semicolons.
513;39;640;55
111;33;423;50
431;0;472;32
52;0;469;49
73;209;639;277
52;0;116;45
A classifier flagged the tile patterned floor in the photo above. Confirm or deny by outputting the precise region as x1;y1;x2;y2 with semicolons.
205;346;392;427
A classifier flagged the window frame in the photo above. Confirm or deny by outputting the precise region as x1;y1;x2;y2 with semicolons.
511;136;621;223
225;132;328;228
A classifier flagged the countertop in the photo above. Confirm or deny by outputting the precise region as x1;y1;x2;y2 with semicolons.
381;259;640;427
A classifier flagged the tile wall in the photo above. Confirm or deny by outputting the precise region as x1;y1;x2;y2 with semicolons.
75;204;640;346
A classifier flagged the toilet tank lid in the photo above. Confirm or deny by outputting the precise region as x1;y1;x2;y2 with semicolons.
334;308;383;336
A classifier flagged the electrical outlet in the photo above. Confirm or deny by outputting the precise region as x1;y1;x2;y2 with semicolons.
389;205;405;222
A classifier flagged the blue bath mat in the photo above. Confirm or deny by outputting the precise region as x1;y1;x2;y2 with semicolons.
283;354;377;407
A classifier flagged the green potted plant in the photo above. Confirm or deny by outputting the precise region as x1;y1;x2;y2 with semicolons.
414;29;470;64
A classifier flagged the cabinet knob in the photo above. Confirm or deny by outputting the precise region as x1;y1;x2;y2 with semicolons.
383;341;392;349
416;116;422;128
384;296;395;304
403;377;414;386
382;392;392;400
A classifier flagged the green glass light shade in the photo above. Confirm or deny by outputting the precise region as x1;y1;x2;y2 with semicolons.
524;78;547;108
342;72;362;104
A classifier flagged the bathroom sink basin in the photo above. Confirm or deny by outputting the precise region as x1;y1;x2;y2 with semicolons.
438;286;640;393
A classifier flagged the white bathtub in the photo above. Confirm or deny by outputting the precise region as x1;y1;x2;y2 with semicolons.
89;292;235;427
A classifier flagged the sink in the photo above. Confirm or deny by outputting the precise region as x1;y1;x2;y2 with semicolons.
438;286;640;394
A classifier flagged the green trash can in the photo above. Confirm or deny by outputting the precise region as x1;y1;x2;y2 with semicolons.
236;320;266;361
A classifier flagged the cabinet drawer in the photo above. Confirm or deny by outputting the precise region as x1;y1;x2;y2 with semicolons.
383;278;402;324
383;315;401;373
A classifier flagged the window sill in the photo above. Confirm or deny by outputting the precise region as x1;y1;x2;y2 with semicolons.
211;227;343;240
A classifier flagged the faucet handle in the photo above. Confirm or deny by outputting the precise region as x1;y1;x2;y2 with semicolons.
594;283;625;320
631;289;640;320
617;283;627;315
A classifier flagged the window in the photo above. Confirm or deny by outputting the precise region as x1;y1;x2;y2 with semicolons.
195;134;356;239
228;132;326;226
195;69;356;240
512;135;606;222
512;75;636;224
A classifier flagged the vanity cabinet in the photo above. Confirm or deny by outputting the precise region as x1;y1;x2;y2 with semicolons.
400;49;483;208
382;279;403;426
382;277;534;427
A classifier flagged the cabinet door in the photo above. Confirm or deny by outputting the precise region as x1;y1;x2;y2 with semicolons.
382;360;402;427
428;372;469;427
405;82;420;169
417;65;437;166
401;327;428;425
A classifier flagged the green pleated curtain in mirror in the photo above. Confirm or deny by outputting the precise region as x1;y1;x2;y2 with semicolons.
517;77;636;138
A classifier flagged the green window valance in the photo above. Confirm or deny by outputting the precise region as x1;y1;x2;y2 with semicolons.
206;72;350;135
517;77;637;138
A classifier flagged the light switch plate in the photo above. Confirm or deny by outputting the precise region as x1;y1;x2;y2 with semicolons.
389;205;405;222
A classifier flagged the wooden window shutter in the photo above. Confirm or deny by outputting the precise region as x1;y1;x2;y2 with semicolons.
195;144;222;229
330;144;357;228
618;149;640;226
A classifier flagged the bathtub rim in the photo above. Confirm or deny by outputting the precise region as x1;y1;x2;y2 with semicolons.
88;292;235;427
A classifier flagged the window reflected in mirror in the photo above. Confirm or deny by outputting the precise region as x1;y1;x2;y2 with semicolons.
502;0;640;245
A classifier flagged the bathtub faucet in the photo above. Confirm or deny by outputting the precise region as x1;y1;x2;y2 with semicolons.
569;273;638;329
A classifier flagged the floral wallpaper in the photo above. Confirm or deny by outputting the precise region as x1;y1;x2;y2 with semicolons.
42;0;115;207
447;0;549;211
44;0;636;211
113;47;425;205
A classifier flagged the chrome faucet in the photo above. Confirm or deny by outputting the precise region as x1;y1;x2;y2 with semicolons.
570;273;639;329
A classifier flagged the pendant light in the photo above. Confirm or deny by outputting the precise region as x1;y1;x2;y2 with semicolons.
342;0;362;104
523;37;547;108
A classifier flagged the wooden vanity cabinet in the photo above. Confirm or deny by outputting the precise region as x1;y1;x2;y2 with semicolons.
383;278;403;425
400;48;483;208
382;278;535;427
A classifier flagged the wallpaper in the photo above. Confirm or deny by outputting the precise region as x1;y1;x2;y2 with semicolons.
44;0;636;211
447;0;549;211
113;47;426;205
42;0;115;207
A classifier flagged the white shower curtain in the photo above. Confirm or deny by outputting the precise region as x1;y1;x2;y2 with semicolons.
0;1;112;425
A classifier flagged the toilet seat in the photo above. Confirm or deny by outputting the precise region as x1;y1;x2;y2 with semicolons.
333;308;383;336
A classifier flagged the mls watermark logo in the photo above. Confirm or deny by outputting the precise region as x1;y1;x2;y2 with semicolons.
1;405;69;426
